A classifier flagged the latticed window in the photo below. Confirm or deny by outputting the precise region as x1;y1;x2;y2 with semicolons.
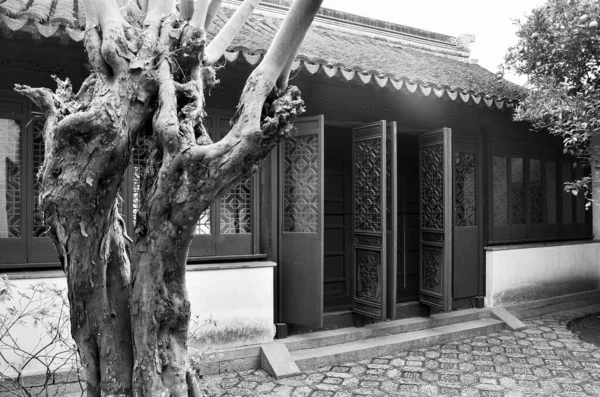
125;111;257;258
131;138;211;234
454;151;477;227
490;140;591;243
32;117;49;238
0;117;21;239
1;96;57;266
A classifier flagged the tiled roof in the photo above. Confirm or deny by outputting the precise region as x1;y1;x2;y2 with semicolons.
0;0;85;40
0;0;527;109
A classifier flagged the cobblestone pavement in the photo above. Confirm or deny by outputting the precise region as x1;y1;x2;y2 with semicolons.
200;304;600;396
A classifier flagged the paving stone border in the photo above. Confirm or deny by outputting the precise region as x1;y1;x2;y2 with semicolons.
200;304;600;396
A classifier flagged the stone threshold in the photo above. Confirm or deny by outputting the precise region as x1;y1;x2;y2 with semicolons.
190;307;508;376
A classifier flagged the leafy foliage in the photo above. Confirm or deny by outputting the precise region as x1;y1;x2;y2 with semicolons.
505;0;600;204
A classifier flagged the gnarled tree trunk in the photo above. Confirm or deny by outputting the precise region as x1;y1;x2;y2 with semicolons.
15;0;323;395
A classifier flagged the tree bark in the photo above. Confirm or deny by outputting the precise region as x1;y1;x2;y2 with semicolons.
15;0;324;395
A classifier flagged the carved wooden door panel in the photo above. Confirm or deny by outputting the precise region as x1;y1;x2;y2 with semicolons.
352;121;388;320
280;115;324;327
419;128;453;311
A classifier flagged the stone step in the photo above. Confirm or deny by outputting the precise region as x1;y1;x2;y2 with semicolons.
283;308;490;352
291;317;505;370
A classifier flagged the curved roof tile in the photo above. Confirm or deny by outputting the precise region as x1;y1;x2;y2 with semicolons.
0;0;527;108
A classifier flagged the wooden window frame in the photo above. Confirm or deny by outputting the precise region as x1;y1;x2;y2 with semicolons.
123;109;261;262
488;138;592;245
0;92;58;268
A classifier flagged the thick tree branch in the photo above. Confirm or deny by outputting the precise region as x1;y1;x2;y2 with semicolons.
82;0;135;76
139;0;149;15
204;0;261;65
154;59;188;155
120;0;144;24
15;76;86;162
81;0;124;28
180;0;194;20
190;0;210;30
145;0;176;29
174;80;210;145
276;46;300;91
83;28;111;75
13;84;59;165
205;0;223;31
266;0;323;90
13;85;56;114
74;74;98;108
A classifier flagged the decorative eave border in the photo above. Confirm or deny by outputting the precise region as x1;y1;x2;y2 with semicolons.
0;15;519;110
223;50;518;111
0;14;85;41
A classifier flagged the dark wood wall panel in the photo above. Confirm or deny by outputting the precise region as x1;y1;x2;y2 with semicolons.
323;127;353;311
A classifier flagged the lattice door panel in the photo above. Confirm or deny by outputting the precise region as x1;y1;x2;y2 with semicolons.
452;137;482;300
419;128;453;311
280;115;324;328
352;121;387;320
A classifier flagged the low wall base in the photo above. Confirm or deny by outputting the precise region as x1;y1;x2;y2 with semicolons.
503;289;600;319
485;241;600;308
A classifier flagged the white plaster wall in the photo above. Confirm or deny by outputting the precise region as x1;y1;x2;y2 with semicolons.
485;242;600;307
0;264;276;377
186;265;276;350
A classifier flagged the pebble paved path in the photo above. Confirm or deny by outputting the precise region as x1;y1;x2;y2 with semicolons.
200;304;600;396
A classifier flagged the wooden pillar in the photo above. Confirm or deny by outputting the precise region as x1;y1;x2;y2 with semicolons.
591;135;600;240
259;151;280;321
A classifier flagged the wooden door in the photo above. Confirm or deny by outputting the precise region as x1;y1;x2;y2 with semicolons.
280;115;324;327
453;137;481;299
352;121;388;320
385;122;398;320
419;128;453;311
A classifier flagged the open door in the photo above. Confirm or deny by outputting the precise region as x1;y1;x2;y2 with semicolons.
419;128;453;311
386;122;398;320
352;121;388;320
280;115;324;327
